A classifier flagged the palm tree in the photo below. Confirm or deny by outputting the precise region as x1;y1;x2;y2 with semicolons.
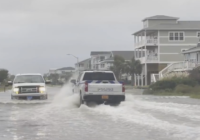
128;57;142;85
122;61;131;82
110;55;125;80
110;56;142;85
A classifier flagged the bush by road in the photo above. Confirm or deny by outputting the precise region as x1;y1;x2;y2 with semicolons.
144;77;200;99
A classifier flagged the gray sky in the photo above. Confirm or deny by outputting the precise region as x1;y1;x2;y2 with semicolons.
0;0;200;74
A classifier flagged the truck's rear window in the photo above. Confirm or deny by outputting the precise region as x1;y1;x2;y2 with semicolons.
83;72;115;81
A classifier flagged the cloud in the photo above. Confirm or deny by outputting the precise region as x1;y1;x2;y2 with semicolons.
0;0;200;74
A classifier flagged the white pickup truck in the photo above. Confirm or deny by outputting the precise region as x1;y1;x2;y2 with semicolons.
71;71;125;105
8;73;51;100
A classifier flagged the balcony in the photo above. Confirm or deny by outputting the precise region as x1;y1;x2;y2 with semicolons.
137;56;158;64
135;39;158;48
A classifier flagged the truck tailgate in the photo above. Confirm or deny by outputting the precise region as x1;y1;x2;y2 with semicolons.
88;83;122;92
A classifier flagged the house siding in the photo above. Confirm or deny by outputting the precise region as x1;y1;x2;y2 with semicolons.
98;62;113;70
160;30;199;36
160;37;199;44
91;54;111;69
160;54;184;61
160;45;194;53
147;19;177;27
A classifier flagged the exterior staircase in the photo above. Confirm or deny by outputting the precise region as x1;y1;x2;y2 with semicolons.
151;61;200;83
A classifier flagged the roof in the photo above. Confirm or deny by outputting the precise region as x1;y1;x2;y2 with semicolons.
90;51;111;56
182;43;200;54
148;21;200;30
16;73;42;76
134;21;200;35
142;15;179;21
76;58;91;64
57;67;75;70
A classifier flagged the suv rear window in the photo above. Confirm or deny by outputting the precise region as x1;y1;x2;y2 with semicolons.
83;72;115;81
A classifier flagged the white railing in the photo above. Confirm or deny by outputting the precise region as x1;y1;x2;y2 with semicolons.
147;56;158;61
151;73;159;83
137;55;158;63
159;61;199;79
146;39;158;44
138;57;146;63
135;39;158;48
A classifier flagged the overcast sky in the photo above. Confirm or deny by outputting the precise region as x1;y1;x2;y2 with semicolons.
0;0;200;74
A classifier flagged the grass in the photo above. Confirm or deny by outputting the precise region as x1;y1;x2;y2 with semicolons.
190;94;200;99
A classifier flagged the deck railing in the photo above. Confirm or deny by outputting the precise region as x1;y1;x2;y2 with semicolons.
159;61;200;79
135;39;158;47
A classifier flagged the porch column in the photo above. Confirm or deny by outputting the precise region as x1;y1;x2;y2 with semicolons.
135;49;137;59
134;74;137;86
139;49;140;58
141;74;143;86
139;49;141;58
134;35;136;47
145;30;148;86
137;74;140;86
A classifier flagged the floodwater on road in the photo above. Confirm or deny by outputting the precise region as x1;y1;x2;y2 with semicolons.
0;85;200;140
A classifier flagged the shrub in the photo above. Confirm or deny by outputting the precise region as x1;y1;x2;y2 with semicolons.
175;84;193;93
150;80;176;91
191;86;200;94
189;68;200;84
150;77;197;91
170;77;197;87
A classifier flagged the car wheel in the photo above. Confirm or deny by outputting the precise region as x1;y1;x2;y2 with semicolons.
11;96;18;100
40;95;47;100
110;101;121;106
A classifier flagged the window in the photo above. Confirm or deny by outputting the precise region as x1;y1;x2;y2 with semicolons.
169;32;174;40
197;32;200;42
169;32;184;41
14;75;44;83
83;72;115;81
180;32;184;40
100;56;105;61
197;32;200;38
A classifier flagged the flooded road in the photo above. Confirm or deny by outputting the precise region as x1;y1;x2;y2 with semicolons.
0;85;200;140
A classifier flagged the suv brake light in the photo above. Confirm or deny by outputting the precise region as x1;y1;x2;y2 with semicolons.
122;83;125;92
85;82;88;92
